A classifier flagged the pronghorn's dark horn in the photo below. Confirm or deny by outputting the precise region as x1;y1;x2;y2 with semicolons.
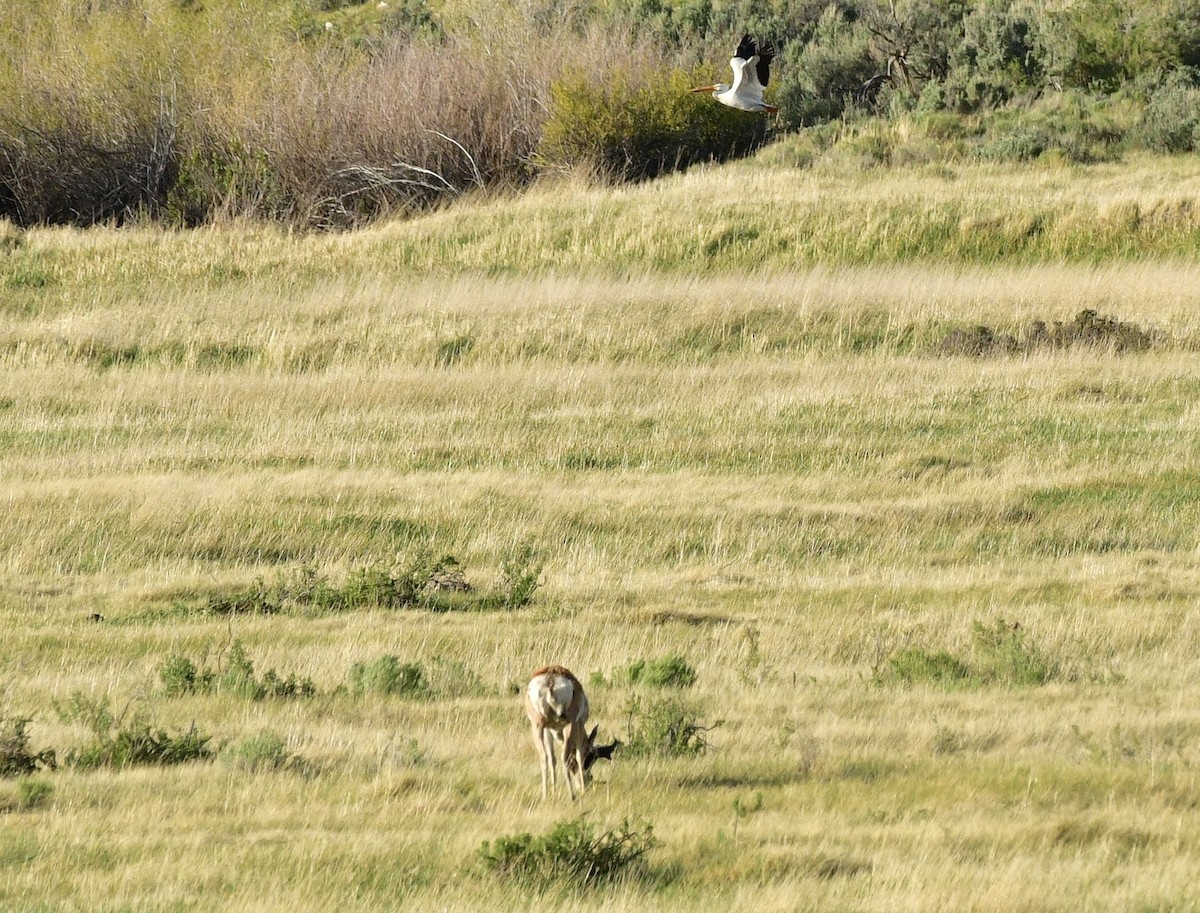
593;739;620;762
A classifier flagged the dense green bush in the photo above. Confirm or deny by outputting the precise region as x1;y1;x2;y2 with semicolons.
776;5;876;127
888;648;974;685
0;714;56;777
492;541;544;611
347;656;429;698
539;67;770;181
1138;67;1200;152
55;693;212;770
479;817;658;887
605;654;699;688
623;695;718;757
226;730;299;772
972;618;1061;686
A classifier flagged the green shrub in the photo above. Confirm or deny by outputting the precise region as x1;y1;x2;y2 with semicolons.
227;730;295;772
348;656;429;698
539;66;769;181
55;693;212;770
887;648;974;685
204;551;542;616
623;695;718;757
622;654;698;688
972;618;1061;686
881;619;1063;688
492;541;544;611
478;818;657;887
1138;68;1200;152
975;92;1124;163
159;653;212;696
776;5;877;127
159;641;315;700
0;714;56;777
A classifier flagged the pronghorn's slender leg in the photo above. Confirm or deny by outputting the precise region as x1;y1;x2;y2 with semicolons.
531;720;549;799
562;725;579;800
542;728;557;796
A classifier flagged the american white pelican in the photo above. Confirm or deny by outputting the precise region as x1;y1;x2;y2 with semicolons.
691;34;778;113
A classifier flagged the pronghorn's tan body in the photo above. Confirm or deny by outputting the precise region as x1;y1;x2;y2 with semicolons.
525;664;606;799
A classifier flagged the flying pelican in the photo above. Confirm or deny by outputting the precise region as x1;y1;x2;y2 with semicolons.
691;34;778;114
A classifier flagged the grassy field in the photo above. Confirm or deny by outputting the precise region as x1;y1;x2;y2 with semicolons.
4;151;1200;912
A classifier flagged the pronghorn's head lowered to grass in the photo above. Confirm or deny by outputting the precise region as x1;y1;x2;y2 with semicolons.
525;664;619;799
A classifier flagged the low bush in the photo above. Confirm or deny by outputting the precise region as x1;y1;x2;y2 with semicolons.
17;779;53;810
226;730;298;773
55;693;212;770
597;654;698;689
880;618;1064;688
0;714;56;777
937;310;1154;357
159;640;316;700
206;547;542;616
347;656;429;698
972;618;1061;686
539;66;769;181
490;541;545;611
973;92;1125;163
478;817;658;887
888;648;974;685
623;695;719;757
1138;68;1200;152
343;654;488;700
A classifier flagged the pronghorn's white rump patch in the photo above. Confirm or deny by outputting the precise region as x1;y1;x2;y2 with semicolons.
527;671;578;723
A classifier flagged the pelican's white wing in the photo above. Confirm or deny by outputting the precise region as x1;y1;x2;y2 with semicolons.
729;54;764;102
728;55;750;95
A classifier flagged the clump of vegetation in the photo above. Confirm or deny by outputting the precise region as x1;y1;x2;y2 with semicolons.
879;618;1063;687
0;713;56;777
226;730;300;773
490;541;544;611
345;654;490;700
937;310;1154;356
205;546;543;616
0;778;54;814
595;654;698;689
159;640;316;700
539;66;769;181
347;656;429;698
623;695;719;757
888;648;974;685
478;817;658;887
972;618;1062;686
16;779;53;810
54;693;212;770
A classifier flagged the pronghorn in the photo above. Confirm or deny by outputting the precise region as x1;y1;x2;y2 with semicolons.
524;664;619;799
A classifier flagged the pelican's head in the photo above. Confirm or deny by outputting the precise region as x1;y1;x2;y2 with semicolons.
690;83;728;96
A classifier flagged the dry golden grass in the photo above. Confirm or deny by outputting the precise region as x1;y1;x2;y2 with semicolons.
5;157;1200;911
